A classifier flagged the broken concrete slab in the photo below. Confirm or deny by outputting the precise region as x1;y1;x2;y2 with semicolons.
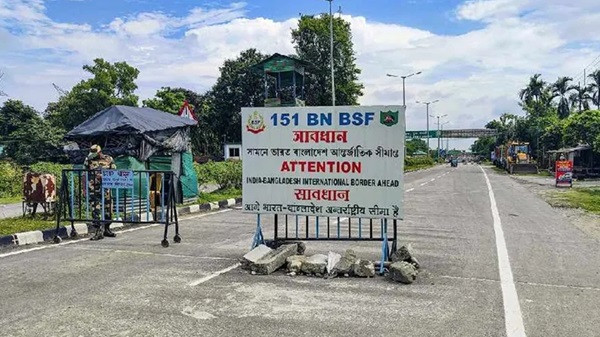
388;261;418;284
352;259;375;278
250;243;298;275
333;249;357;275
390;244;415;263
326;252;341;275
286;255;306;273
301;254;327;275
241;244;272;269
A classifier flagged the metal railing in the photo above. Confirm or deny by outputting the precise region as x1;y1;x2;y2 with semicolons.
54;169;180;247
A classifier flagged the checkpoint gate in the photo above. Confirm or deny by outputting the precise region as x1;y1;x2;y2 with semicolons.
54;169;180;247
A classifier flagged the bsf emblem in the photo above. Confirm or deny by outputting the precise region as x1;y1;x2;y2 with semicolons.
246;111;266;134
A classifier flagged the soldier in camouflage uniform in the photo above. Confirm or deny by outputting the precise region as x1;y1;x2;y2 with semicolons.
84;145;117;240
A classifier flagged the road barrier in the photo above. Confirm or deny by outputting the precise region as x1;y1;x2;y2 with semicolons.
53;169;180;247
253;214;398;273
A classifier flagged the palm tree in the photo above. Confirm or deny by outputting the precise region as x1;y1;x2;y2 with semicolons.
587;70;600;109
519;74;546;104
569;84;591;113
551;76;572;119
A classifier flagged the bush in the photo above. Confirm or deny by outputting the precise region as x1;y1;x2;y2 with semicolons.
194;160;242;190
405;156;434;168
0;161;22;198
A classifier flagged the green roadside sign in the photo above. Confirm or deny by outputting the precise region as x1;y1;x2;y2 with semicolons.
405;130;438;139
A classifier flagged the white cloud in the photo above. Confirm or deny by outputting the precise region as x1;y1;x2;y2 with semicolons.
1;0;600;150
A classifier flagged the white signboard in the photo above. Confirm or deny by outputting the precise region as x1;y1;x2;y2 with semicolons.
102;170;134;189
242;106;405;220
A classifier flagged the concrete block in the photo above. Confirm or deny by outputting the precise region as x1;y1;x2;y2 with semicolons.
15;230;43;246
333;249;357;274
301;254;328;275
109;222;123;230
66;223;89;236
388;261;418;284
390;244;415;262
352;259;375;278
286;255;306;273
188;204;200;213
226;198;236;207
251;244;298;275
209;202;219;210
241;244;272;268
178;206;191;215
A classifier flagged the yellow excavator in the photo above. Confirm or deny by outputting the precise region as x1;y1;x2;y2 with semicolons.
502;141;538;174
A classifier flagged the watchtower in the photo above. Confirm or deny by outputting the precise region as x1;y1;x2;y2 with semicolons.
251;53;310;107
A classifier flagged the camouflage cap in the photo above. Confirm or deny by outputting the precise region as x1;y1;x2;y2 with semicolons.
90;144;101;153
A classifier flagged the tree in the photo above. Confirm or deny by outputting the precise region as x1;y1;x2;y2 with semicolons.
587;69;600;110
292;14;363;106
540;118;566;151
46;58;140;131
563;110;600;151
143;87;187;114
209;49;267;144
405;138;428;156
0;100;65;164
551;76;572;119
470;136;495;155
519;74;545;104
4;118;66;165
0;99;39;139
569;84;591;113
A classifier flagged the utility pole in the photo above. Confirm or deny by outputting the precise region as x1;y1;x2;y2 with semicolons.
416;99;439;155
326;0;335;106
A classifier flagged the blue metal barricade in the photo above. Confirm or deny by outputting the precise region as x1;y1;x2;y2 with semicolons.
53;169;180;247
252;213;398;273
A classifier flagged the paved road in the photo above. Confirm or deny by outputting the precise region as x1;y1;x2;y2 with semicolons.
0;202;21;219
0;165;598;336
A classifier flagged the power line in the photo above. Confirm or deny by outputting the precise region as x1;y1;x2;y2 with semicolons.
574;54;600;84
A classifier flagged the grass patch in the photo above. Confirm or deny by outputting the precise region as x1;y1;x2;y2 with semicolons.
548;188;600;214
404;162;435;172
198;187;242;204
0;215;56;236
0;196;21;204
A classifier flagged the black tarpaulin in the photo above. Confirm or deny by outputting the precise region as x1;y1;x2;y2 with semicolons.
66;105;197;138
64;105;197;162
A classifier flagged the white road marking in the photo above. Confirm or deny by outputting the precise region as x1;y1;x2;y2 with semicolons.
479;166;527;337
429;178;436;182
419;182;427;186
406;188;415;193
0;209;233;259
188;263;241;286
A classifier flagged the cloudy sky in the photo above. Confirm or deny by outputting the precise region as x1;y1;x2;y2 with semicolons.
1;0;600;149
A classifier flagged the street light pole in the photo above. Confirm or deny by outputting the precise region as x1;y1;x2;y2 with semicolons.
387;71;421;107
326;0;335;106
440;121;450;158
416;99;439;156
429;113;447;159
